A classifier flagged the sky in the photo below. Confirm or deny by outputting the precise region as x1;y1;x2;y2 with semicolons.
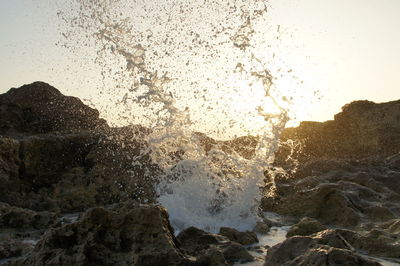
1;0;400;136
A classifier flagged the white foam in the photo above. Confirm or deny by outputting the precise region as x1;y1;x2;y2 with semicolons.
57;0;290;233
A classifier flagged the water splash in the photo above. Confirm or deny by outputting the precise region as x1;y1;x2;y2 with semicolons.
57;0;290;232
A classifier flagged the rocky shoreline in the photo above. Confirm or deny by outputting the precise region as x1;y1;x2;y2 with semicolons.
1;82;399;265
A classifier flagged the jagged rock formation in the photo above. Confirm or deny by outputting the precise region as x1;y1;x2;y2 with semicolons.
275;100;400;169
0;82;107;135
6;204;190;266
0;82;265;265
0;82;162;213
285;217;326;238
262;158;400;227
1;82;400;265
262;100;400;265
264;229;383;266
177;226;254;264
3;203;259;266
218;227;258;245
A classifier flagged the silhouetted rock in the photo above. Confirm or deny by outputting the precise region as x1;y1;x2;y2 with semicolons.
275;100;400;169
0;82;107;135
0;83;163;212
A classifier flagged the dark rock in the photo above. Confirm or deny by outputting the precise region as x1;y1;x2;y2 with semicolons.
253;220;271;234
381;219;400;234
0;122;161;213
0;81;107;135
177;226;254;264
219;227;258;245
264;229;383;266
8;204;191;266
286;217;326;237
274;100;400;168
0;202;58;230
0;237;33;260
0;137;21;202
262;159;400;228
195;246;229;266
290;247;382;266
353;229;400;258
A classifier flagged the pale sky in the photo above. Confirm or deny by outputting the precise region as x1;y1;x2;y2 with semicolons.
1;0;400;136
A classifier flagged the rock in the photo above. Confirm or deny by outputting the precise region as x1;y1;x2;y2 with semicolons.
218;227;258;245
353;229;400;258
262;158;400;228
0;237;33;260
0;202;58;230
19;133;95;191
275;100;400;168
0;137;21;206
0;82;107;135
221;242;254;263
289;247;382;266
263;182;362;227
386;152;400;169
253;220;271;234
381;219;400;234
8;204;191;266
177;226;254;264
195;246;228;266
264;229;383;266
286;217;326;237
0;82;164;212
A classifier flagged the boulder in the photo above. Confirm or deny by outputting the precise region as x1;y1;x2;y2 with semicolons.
177;226;254;264
0;81;107;135
289;247;382;266
0;202;58;230
275;100;400;168
7;204;191;266
264;229;383;266
218;227;258;245
0;86;162;211
0;237;33;261
262;159;400;228
286;217;326;237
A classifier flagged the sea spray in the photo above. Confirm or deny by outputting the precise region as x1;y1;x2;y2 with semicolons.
57;0;291;232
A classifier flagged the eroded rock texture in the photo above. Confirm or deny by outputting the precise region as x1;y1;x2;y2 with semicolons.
0;82;163;213
5;204;191;266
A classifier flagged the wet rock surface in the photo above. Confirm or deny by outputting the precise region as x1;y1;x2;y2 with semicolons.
0;82;163;213
264;229;384;266
177;226;254;264
262;158;400;228
286;217;326;238
4;204;191;266
0;202;58;230
275;99;400;167
261;99;400;265
218;227;258;245
1;82;400;265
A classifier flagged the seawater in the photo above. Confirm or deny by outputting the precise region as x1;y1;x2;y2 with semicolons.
57;0;290;233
